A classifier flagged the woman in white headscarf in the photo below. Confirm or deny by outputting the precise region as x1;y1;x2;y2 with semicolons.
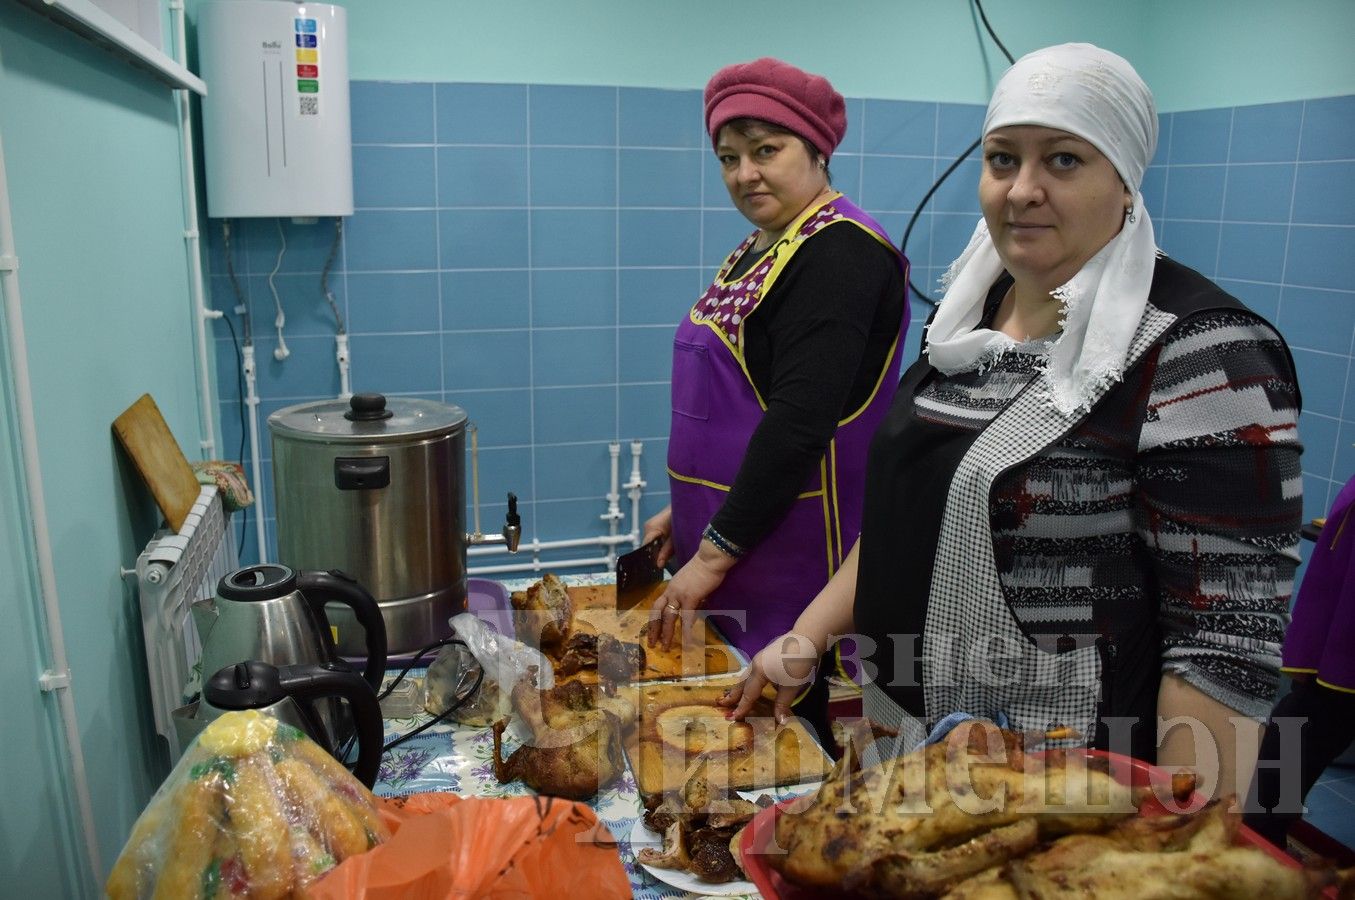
724;43;1302;801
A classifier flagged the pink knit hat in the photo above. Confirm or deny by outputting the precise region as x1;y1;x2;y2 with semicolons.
704;57;847;160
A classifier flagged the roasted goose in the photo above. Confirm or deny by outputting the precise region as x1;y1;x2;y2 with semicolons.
769;722;1139;896
489;675;632;801
510;572;573;648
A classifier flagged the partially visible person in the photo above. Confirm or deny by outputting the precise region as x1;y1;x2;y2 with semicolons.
1245;475;1355;847
725;43;1302;802
642;57;908;738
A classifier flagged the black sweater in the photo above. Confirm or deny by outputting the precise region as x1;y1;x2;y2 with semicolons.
706;223;906;549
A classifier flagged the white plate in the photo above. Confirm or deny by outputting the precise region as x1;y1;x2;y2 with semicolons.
628;817;759;897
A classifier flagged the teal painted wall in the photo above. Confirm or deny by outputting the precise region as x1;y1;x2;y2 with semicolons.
1142;0;1355;111
0;330;90;897
0;3;206;893
329;0;1355;111
334;0;1144;104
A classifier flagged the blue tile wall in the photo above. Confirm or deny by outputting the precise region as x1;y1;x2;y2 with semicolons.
209;86;1355;584
1144;97;1355;528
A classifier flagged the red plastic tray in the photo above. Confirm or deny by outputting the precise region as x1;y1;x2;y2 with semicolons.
739;749;1301;899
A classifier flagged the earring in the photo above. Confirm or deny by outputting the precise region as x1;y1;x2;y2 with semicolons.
818;159;827;170
1125;204;1137;223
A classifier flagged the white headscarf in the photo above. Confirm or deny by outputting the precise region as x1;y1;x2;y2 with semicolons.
925;43;1160;417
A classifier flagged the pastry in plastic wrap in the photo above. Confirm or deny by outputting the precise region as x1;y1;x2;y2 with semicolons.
106;709;389;899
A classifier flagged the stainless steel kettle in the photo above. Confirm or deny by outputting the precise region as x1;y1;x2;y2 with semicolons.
189;564;388;750
198;660;384;787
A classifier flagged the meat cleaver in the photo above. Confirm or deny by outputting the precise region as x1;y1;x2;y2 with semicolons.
615;536;666;609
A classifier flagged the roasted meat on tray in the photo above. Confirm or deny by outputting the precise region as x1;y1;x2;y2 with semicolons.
553;631;646;682
943;800;1351;899
761;721;1355;898
509;572;573;649
637;758;772;884
489;673;633;801
768;722;1138;896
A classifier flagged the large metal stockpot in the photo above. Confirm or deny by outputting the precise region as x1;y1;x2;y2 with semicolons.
268;392;467;656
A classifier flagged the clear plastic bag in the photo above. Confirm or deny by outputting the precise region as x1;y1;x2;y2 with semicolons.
106;709;389;900
425;612;553;727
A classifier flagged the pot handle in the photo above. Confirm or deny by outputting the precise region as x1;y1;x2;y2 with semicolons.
276;663;385;788
296;569;388;690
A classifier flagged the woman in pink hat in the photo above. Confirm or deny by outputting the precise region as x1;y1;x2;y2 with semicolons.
643;57;908;739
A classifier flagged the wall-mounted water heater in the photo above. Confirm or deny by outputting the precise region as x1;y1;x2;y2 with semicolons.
198;0;353;218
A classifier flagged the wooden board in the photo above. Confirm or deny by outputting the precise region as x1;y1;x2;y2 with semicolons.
627;678;832;797
559;584;745;684
112;393;200;531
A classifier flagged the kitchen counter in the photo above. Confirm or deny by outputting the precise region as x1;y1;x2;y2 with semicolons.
371;571;762;900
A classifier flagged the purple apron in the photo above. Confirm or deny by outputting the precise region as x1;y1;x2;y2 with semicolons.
1282;475;1355;691
667;193;908;658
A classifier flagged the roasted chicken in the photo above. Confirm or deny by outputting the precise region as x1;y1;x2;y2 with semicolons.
510;572;573;649
489;674;632;801
763;722;1355;898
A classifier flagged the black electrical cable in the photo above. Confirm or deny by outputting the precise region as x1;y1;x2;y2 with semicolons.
319;217;346;335
382;664;483;754
377;638;484;755
973;0;1014;64
899;137;983;306
220;221;251;559
378;636;461;702
333;635;474;769
899;0;1016;307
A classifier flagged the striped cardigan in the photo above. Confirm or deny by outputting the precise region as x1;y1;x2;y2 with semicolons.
913;259;1303;721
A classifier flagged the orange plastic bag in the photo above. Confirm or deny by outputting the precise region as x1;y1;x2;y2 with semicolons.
304;793;631;899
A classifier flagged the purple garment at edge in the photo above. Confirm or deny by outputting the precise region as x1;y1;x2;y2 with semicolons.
667;193;907;658
1282;474;1355;691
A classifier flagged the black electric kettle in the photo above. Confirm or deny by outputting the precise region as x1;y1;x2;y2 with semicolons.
186;564;388;754
200;660;384;787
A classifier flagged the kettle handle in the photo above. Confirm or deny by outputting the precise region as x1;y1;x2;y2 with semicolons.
276;664;385;788
296;570;388;691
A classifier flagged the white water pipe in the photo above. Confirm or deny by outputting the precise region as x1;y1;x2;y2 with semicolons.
468;533;634;557
241;344;268;562
625;440;646;543
601;442;624;567
466;442;648;575
0;134;103;889
472;556;613;576
169;0;218;460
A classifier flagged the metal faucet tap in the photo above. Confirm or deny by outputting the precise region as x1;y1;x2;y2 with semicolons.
502;492;521;552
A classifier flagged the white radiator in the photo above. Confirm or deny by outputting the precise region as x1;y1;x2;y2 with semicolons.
133;484;238;760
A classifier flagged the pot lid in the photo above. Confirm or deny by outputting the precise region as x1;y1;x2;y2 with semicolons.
268;393;467;443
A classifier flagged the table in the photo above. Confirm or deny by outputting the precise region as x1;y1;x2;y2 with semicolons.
371;571;762;900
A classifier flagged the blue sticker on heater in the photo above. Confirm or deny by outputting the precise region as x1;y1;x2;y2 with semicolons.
295;18;317;33
295;33;317;47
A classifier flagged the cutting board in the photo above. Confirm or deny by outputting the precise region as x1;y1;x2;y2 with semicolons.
560;584;746;684
112;393;200;532
627;678;832;798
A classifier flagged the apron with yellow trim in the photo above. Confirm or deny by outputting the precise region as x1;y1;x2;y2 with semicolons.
667;193;907;658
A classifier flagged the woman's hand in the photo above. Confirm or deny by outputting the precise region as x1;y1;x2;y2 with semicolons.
645;539;736;650
718;632;822;725
641;505;675;569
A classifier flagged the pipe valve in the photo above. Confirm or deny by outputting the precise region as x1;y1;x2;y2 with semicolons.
503;492;521;553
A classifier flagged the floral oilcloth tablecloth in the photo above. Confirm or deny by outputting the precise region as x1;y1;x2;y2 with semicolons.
371;572;764;900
